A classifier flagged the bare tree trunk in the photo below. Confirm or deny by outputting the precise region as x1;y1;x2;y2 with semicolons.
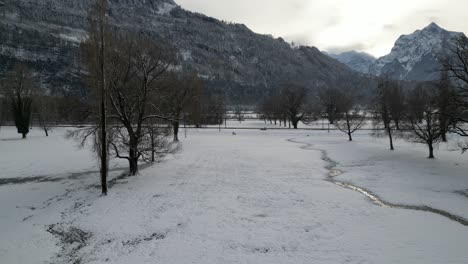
129;147;139;175
387;126;394;150
39;115;49;137
98;0;108;196
173;121;179;142
22;133;27;139
428;141;435;159
346;116;352;141
292;119;299;129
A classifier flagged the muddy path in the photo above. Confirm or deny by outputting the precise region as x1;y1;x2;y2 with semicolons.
287;138;468;227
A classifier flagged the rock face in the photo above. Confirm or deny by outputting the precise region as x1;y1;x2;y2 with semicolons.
369;23;465;81
328;51;376;74
0;0;361;103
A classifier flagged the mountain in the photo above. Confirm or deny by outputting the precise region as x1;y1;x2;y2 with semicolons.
0;0;363;103
369;22;465;81
328;51;376;74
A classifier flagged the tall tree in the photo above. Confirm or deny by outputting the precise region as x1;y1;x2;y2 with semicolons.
436;70;455;142
317;87;343;125
4;65;35;139
335;90;366;141
441;36;468;147
281;85;310;129
373;78;404;150
84;0;109;195
388;81;406;130
161;72;202;142
405;84;443;159
105;33;175;175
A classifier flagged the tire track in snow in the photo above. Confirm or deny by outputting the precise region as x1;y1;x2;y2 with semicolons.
287;138;468;227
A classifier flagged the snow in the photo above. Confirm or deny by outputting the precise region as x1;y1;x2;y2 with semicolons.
156;3;176;15
1;124;468;263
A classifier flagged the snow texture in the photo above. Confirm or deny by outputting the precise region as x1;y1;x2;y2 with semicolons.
1;124;468;263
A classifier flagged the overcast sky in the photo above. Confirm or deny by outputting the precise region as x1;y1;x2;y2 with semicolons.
176;0;468;57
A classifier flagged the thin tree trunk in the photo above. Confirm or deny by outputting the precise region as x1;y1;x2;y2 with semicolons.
346;115;352;141
387;126;394;150
173;121;179;142
22;133;27;139
150;127;155;162
98;2;108;196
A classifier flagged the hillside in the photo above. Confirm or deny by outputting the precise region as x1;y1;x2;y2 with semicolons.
0;0;363;103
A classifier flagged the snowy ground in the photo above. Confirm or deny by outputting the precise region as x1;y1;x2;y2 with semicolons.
1;124;468;263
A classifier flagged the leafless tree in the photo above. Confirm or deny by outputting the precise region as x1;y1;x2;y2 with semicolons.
435;70;456;142
281;85;310;129
104;33;175;176
405;84;443;159
82;0;110;195
34;95;58;137
373;78;405;150
259;93;283;125
388;81;406;130
234;105;245;123
3;64;36;139
335;91;366;141
161;72;202;142
317;87;343;125
441;36;468;145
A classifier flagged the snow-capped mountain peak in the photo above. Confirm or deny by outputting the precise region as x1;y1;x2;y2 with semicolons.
370;22;465;80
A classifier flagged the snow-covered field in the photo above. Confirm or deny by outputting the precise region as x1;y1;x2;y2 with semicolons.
1;124;468;263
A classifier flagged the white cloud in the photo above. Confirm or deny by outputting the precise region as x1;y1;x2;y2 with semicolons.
176;0;468;57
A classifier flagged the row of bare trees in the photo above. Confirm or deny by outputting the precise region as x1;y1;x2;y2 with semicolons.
259;85;312;129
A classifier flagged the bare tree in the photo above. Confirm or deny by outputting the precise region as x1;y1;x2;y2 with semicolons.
281;85;310;129
234;105;245;123
259;93;284;125
441;36;468;143
83;0;110;195
388;81;406;130
4;64;35;139
335;91;366;141
405;84;443;159
373;78;405;150
317;87;343;125
436;70;456;142
105;33;175;176
161;72;202;142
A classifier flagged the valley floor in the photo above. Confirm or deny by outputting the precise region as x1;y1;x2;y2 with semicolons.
1;123;468;263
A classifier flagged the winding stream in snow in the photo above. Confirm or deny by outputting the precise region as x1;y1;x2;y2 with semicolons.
287;139;468;227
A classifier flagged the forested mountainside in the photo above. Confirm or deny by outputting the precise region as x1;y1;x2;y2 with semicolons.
0;0;366;103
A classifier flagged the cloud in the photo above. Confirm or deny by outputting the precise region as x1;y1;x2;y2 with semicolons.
176;0;468;57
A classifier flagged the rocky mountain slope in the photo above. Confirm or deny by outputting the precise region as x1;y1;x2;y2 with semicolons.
328;51;376;74
369;23;465;81
0;0;363;103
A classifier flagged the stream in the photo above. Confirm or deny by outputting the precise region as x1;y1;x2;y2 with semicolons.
287;138;468;227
